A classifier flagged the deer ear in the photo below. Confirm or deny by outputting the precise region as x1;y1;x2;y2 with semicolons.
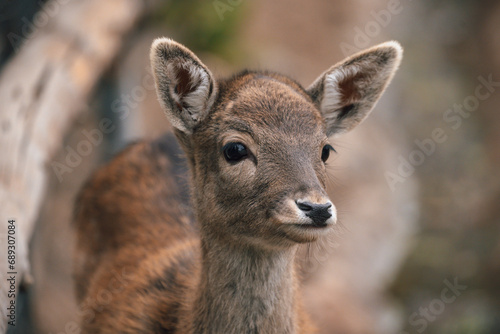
150;38;217;134
307;41;402;137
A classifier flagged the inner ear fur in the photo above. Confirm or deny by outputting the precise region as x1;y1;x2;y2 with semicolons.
307;41;403;137
150;38;217;134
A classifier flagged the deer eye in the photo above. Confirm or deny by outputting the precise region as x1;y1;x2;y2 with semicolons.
321;144;336;162
223;142;248;162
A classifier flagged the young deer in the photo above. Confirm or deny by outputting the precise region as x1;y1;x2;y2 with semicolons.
73;38;402;333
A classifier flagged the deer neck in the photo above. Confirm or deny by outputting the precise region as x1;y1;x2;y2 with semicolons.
189;234;299;334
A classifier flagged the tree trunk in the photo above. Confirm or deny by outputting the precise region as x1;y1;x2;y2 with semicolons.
0;0;145;331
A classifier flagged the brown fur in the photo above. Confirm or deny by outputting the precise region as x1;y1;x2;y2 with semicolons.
74;38;402;333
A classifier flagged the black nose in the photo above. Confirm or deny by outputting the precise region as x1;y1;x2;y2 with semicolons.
296;201;332;226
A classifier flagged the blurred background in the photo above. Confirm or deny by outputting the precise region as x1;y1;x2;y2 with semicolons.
1;0;499;333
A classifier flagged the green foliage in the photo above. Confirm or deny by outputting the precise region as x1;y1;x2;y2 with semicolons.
151;0;247;61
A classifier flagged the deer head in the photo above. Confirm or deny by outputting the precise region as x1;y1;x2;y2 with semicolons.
150;38;402;249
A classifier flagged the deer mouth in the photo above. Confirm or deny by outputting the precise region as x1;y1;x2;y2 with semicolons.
290;217;336;233
273;218;334;244
293;222;332;229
